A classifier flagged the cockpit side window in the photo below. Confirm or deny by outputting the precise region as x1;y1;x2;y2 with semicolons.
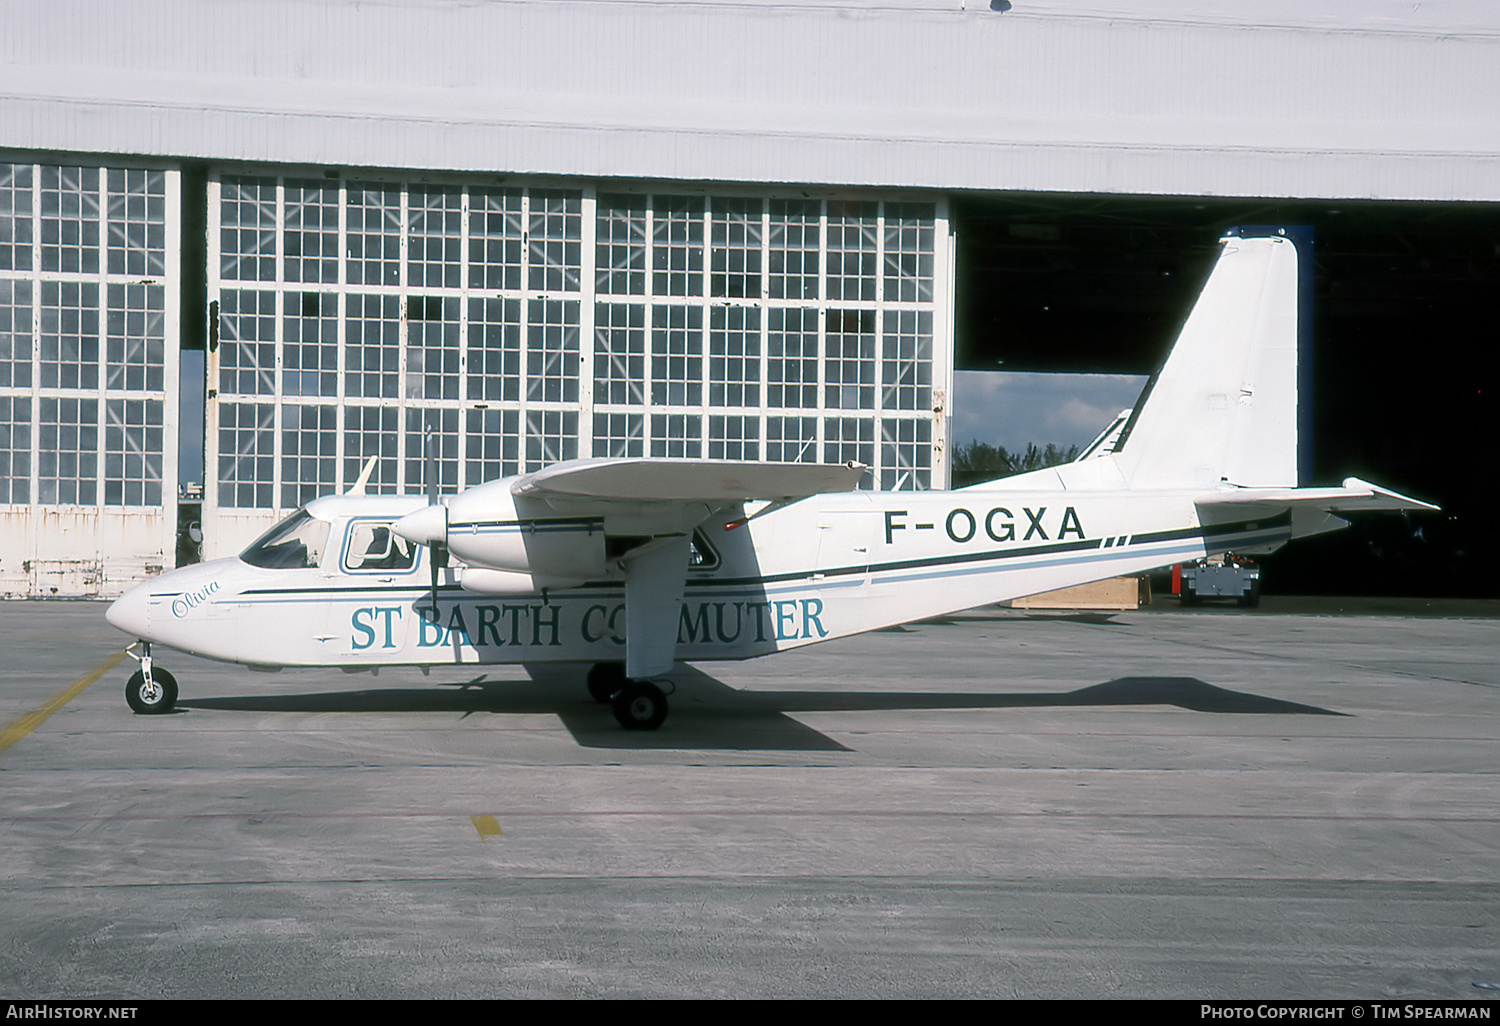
240;509;333;570
343;521;419;573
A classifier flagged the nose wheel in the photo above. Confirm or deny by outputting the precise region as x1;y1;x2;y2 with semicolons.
123;641;178;714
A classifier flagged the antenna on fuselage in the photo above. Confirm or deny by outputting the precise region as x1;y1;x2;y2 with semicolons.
345;454;380;496
423;422;450;614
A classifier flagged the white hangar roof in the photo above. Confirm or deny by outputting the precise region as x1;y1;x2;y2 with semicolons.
3;0;1499;201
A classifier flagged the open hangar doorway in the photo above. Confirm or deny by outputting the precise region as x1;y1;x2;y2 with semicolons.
949;193;1498;598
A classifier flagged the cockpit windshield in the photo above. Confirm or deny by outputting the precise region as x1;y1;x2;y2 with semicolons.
240;509;332;570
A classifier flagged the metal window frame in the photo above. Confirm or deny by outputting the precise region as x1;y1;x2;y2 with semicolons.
202;168;952;559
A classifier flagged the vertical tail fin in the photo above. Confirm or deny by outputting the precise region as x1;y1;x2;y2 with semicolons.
1113;232;1301;490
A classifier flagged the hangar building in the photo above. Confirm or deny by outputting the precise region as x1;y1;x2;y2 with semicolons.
2;0;1496;597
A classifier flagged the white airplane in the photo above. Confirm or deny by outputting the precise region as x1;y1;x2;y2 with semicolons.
106;230;1435;730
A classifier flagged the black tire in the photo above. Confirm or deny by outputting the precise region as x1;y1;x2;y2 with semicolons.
587;662;627;704
1180;585;1198;607
1237;581;1262;608
612;681;668;731
126;667;178;715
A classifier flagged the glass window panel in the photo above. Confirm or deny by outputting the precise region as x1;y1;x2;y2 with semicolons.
106;168;166;277
0;279;32;389
404;408;460;495
38;395;98;505
344;293;401;399
525;298;579;403
767;307;818;409
1;163;34;273
280;403;338;509
595;194;646;296
0;395;31;503
524;409;577;468
282;292;339;398
765;415;817;464
468;189;523;292
823;418;874;489
710;197;762;299
883;202;935;303
40;166;100;275
826;200;878;302
528;190;582;293
343;404;400;495
105;283;166;392
652;195;704;298
218;289;277;396
220;176;277;282
347;183;402;287
218;402;276;508
650;305;702;407
465;408;520;484
824;309;875;411
880;418;932;491
39;281;99;390
707;414;758;461
649;412;701;458
593;302;646;406
406;295;460;400
708;306;760;408
592;411;643;458
768;199;819;301
881;309;932;412
467;296;522;402
103;398;163;506
408;188;461;289
284;181;340;285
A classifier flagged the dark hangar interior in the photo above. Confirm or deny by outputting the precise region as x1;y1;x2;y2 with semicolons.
950;195;1499;596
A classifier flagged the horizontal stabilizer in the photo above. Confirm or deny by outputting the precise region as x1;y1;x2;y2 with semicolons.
512;458;865;503
1196;477;1438;513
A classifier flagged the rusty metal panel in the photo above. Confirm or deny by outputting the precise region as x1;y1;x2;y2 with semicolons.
0;160;180;599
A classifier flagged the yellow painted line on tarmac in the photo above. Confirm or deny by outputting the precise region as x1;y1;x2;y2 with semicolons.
0;650;126;754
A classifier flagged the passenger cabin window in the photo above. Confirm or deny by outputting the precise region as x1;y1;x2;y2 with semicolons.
240;509;332;569
343;521;419;573
688;528;719;570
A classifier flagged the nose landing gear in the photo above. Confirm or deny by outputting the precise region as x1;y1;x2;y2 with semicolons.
123;641;178;714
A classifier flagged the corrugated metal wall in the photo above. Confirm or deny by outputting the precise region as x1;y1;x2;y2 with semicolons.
2;0;1497;202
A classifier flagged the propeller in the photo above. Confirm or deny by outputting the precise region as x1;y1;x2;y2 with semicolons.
425;425;450;613
391;421;450;616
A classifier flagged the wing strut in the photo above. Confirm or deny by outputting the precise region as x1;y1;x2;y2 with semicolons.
622;534;692;679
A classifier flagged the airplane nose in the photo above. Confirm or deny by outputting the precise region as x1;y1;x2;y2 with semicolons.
106;585;150;637
393;504;448;546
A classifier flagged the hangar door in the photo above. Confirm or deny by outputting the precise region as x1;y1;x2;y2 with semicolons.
204;174;952;558
0;161;180;597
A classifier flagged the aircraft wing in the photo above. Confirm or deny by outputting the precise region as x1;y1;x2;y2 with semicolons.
511;457;865;503
1195;477;1438;513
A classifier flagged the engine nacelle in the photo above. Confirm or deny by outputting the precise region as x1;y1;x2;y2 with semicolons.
458;567;586;595
442;478;608;580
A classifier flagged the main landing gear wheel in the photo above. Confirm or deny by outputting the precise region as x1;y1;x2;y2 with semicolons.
126;667;178;715
587;661;628;704
612;681;668;731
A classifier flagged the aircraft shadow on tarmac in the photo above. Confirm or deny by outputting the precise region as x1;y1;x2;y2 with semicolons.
175;664;1345;752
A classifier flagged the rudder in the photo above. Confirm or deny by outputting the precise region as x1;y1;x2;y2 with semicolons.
1112;232;1301;490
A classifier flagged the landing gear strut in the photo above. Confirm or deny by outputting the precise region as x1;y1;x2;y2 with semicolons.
124;641;178;714
587;662;669;730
